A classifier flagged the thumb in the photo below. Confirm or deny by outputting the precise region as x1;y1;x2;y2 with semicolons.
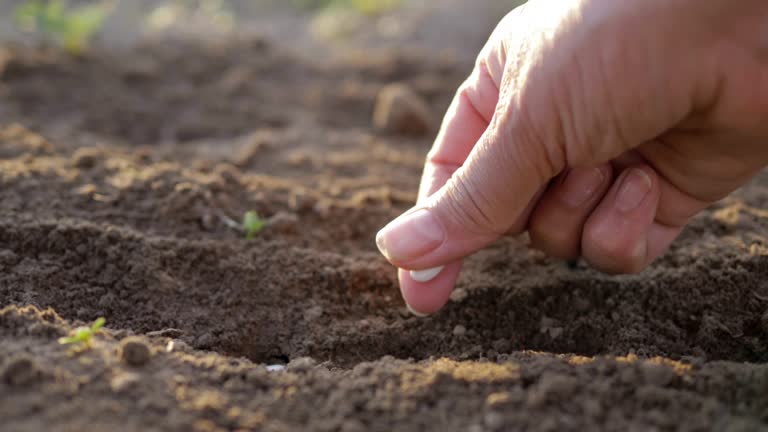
376;108;559;270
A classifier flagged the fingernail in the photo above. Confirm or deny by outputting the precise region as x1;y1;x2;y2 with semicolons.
410;266;444;282
560;167;605;207
375;209;445;262
614;168;652;212
406;303;430;318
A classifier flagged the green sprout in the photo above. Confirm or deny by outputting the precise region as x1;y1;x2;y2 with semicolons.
58;317;105;348
242;211;266;239
14;0;111;54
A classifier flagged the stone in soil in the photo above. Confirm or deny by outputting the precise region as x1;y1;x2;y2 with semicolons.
1;356;41;387
373;83;435;136
119;337;152;367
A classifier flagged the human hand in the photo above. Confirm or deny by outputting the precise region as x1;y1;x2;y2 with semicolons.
375;0;768;316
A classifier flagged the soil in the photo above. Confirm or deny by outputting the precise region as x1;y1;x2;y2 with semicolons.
1;35;768;432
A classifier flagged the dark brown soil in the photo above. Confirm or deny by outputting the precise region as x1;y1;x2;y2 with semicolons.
1;36;767;432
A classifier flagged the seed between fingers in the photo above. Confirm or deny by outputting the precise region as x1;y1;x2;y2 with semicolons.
409;266;444;282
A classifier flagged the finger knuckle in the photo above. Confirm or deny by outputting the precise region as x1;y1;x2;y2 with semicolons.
499;106;564;184
439;174;505;237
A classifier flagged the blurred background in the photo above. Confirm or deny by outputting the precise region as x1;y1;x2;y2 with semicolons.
0;0;526;151
1;0;523;66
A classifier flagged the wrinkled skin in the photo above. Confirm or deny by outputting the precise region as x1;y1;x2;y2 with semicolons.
376;0;768;315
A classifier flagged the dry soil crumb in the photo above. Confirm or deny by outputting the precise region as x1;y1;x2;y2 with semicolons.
373;83;435;136
1;356;40;387
119;337;152;367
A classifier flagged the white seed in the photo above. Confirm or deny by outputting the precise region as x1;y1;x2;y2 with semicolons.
409;266;444;282
453;325;467;337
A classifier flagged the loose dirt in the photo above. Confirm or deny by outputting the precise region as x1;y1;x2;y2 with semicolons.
1;36;767;431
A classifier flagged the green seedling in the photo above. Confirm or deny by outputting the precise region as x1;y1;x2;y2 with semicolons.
214;209;267;239
58;317;105;349
242;211;266;239
14;0;111;54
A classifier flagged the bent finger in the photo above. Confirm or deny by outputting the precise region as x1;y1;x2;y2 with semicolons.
529;164;613;259
582;165;661;273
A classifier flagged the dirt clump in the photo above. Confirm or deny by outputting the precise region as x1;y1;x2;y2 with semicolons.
119;337;153;367
2;356;41;387
373;83;436;136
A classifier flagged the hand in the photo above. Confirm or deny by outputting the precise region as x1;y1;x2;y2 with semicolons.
375;0;768;316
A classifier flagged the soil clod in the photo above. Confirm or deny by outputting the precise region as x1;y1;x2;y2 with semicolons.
119;337;152;367
373;83;435;136
71;147;101;169
453;325;467;337
1;356;41;387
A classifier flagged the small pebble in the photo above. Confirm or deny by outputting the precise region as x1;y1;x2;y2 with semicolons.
1;356;40;387
266;364;286;372
548;327;564;339
449;288;468;303
373;83;434;136
453;325;467;337
71;147;101;169
119;337;152;367
195;333;214;349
